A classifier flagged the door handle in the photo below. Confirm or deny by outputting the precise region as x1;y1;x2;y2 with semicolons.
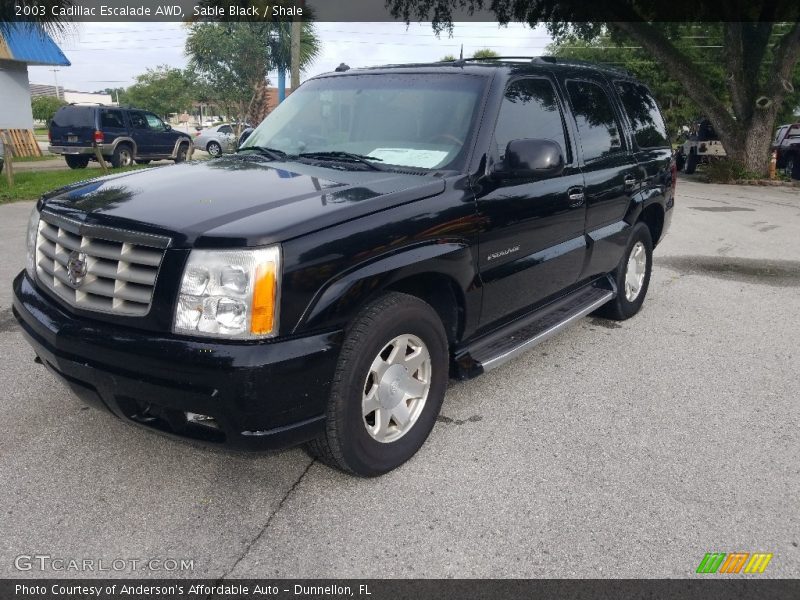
567;187;585;208
624;174;638;189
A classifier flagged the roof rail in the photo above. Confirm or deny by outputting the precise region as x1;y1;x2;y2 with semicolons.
441;55;633;77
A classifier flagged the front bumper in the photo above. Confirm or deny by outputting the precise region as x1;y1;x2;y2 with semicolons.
12;272;342;450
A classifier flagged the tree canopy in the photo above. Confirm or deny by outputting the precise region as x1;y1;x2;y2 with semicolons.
387;0;800;174
122;66;196;120
30;96;66;125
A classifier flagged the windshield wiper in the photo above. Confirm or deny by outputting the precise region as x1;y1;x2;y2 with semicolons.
237;146;287;160
296;151;386;171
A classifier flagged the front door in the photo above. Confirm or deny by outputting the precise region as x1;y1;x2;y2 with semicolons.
128;111;160;156
476;76;587;328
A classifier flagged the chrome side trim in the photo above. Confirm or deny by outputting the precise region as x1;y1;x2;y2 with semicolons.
481;291;614;372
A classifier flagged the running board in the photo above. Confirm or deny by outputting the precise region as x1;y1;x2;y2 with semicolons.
455;280;615;377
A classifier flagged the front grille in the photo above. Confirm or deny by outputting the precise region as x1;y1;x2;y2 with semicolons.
35;214;167;316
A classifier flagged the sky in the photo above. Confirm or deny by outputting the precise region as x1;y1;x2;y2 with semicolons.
28;21;554;92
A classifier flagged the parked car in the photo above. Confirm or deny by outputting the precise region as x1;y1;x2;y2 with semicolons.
772;122;800;179
14;58;674;476
674;118;726;174
0;137;4;174
48;104;193;169
194;123;250;157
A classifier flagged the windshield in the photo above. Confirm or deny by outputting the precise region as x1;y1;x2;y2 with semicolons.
242;73;486;171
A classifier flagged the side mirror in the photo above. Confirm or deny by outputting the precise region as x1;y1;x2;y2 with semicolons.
164;123;172;131
494;138;565;179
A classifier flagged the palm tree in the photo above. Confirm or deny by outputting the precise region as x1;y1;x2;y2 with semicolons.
1;2;74;37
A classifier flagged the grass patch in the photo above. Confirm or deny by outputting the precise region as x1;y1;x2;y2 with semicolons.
11;154;57;163
0;166;149;203
34;127;49;136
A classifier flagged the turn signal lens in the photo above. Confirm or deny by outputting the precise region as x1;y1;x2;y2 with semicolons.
251;262;277;335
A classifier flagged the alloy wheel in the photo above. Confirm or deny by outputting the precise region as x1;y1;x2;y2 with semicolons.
625;241;647;302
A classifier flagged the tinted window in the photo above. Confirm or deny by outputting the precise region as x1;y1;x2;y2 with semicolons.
51;107;95;128
218;125;233;135
100;109;124;129
129;112;148;130
494;78;568;161
615;82;669;148
566;80;624;161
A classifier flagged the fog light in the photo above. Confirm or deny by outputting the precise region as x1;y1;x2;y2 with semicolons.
186;412;219;429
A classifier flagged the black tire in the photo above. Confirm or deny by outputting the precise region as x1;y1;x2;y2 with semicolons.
594;221;653;321
306;292;449;477
786;155;797;180
684;151;698;174
110;144;134;168
675;152;685;172
135;159;151;165
206;141;222;157
64;155;89;169
174;143;189;163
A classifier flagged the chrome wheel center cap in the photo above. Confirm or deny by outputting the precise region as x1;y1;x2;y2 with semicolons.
378;364;409;409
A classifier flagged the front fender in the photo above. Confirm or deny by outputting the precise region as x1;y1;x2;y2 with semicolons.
293;241;476;335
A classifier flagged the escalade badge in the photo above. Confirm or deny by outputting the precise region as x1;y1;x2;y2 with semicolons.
66;251;88;287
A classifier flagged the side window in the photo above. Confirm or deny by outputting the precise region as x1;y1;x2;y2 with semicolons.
129;112;148;130
145;113;165;130
616;82;669;148
566;80;625;161
100;110;124;129
493;78;569;162
218;125;233;135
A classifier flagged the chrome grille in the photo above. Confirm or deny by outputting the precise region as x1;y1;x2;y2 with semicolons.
35;214;167;316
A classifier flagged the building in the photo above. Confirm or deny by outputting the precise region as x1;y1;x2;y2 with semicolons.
30;83;113;106
0;22;70;154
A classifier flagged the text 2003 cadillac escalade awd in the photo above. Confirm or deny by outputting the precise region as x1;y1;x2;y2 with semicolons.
13;58;674;476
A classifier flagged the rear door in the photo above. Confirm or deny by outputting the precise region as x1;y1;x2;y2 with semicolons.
50;106;96;147
476;76;587;327
98;108;127;146
613;80;672;241
560;77;641;279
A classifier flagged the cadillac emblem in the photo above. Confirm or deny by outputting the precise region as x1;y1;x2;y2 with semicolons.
66;250;88;287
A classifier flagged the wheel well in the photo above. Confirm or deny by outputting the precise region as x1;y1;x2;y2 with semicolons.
385;274;464;345
639;204;665;247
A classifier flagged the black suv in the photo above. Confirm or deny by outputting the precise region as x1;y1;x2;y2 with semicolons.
49;104;193;169
14;58;675;476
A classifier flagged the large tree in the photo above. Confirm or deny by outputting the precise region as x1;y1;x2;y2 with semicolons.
186;21;319;127
123;66;196;120
387;0;800;175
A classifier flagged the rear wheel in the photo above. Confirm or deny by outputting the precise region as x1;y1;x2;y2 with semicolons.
594;222;653;321
64;155;89;169
110;144;133;168
785;155;796;179
206;141;222;157
306;292;449;476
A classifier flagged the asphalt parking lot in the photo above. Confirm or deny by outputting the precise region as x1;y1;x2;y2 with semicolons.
0;178;797;579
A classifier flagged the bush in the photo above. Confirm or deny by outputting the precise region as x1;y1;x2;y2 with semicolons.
703;159;761;183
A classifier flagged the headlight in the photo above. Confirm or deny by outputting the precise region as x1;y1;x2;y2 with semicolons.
26;206;40;279
174;246;281;339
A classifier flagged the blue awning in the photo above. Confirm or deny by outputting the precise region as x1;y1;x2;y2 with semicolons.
0;22;71;66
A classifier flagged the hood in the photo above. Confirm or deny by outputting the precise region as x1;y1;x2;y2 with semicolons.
40;155;446;247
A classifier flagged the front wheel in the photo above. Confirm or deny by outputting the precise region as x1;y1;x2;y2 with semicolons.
174;143;189;163
306;292;449;477
594;221;653;321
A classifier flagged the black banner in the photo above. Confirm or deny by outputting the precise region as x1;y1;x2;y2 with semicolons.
1;579;800;600
1;0;799;23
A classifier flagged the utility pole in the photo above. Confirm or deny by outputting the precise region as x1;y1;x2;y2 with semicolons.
290;0;305;97
49;68;61;100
